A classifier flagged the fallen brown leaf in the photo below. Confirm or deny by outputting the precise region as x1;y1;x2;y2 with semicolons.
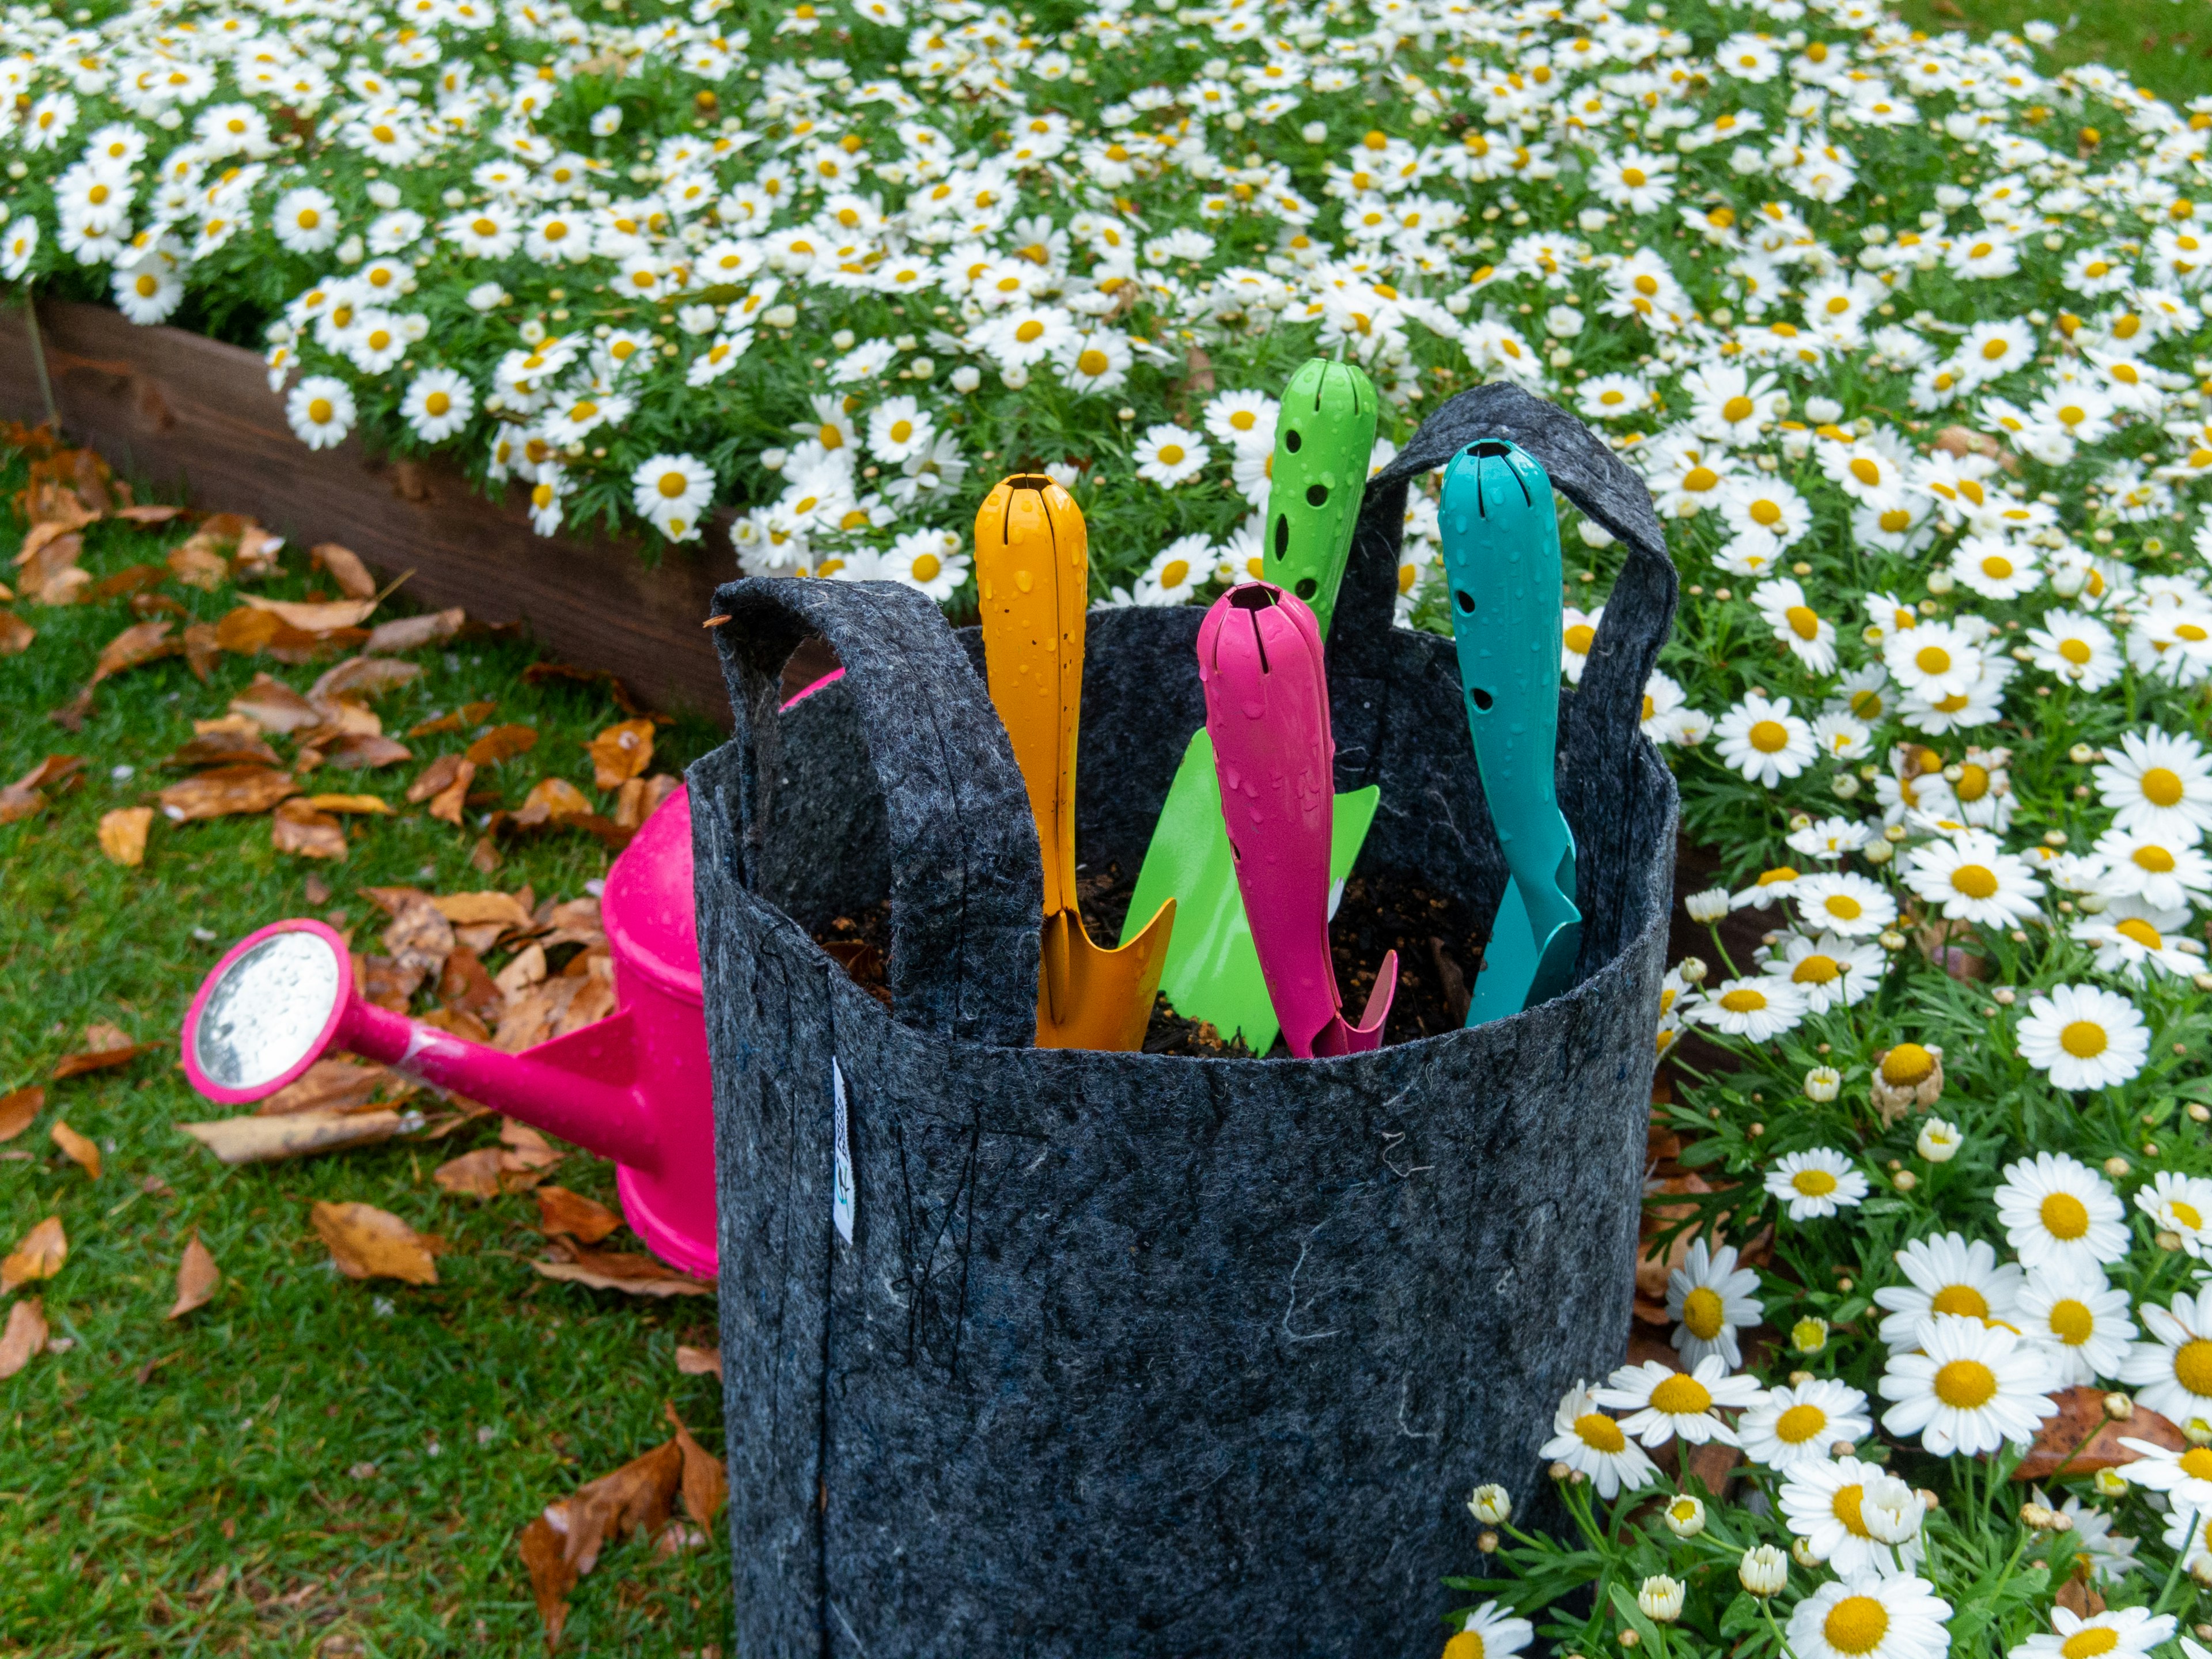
96;806;154;867
0;1297;47;1379
434;1141;559;1198
92;619;181;683
312;543;377;599
662;1403;728;1527
310;1201;440;1285
88;562;168;601
674;1344;722;1380
271;798;348;861
551;1437;684;1577
440;947;505;1020
365;608;465;655
466;724;539;766
408;699;498;738
519;777;592;823
406;753;467;805
312;657;422;702
168;1232;219;1319
53;1025;160;1079
304;793;392;815
229;673;321;733
50;1119;99;1179
313;732;412;771
521;663;659;721
14;519;79;567
434;891;536;929
259;1059;395;1116
116;503;188;525
241;593;377;631
20;528;84;603
164;729;282;768
166;538;230;592
518;1516;577;1649
383;897;455;982
2014;1388;2186;1482
532;1241;711;1298
180;1109;403;1164
2;1215;67;1290
614;774;681;831
0;752;82;824
0;1086;41;1142
0;609;35;655
536;1185;623;1243
586;720;656;792
180;622;222;681
158;765;297;822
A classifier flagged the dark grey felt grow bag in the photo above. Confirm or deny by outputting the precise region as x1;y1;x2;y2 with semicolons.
688;384;1680;1658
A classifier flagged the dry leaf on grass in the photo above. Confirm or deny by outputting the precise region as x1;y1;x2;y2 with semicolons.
674;1344;722;1380
517;778;592;823
259;1059;395;1116
88;563;168;600
228;674;321;733
158;765;297;823
433;1141;560;1198
97;806;154;868
0;609;35;656
241;593;378;631
313;657;421;702
465;724;538;766
53;1023;161;1079
433;889;536;929
50;1120;99;1179
521;662;660;721
304;794;392;815
272;798;349;861
180;1109;403;1164
438;947;505;1020
169;1233;219;1319
304;732;412;772
365;608;465;655
310;1201;441;1285
2;1215;67;1290
165;539;229;591
0;1086;41;1142
232;523;285;579
0;1297;47;1379
408;699;497;738
614;774;681;831
116;503;188;525
664;1402;728;1527
0;753;83;825
520;1437;685;1648
92;619;181;683
164;729;283;769
2013;1387;2185;1482
586;720;656;791
531;1240;711;1298
312;543;377;599
536;1185;622;1243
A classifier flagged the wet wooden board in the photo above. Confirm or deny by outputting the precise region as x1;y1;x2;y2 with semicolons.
0;298;734;719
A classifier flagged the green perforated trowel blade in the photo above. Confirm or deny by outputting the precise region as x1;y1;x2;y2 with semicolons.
1123;358;1380;1055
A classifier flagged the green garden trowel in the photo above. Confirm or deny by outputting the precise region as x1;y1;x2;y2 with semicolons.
1440;439;1583;1024
1124;358;1381;1054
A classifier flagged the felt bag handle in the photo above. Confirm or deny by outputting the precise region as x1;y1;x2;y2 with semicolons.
706;575;1044;1050
1334;381;1678;772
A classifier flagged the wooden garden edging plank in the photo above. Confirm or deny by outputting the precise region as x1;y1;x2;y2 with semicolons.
0;298;733;719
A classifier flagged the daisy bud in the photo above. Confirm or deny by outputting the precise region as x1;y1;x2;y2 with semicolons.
1468;1484;1512;1525
2105;1157;2132;1179
2105;1392;2135;1420
1790;1536;1821;1568
1878;928;1907;949
1861;839;1891;864
2019;1502;2053;1530
1548;1461;1573;1483
1685;888;1730;923
2094;1468;2130;1499
2194;973;2212;993
2192;1554;2212;1589
2188;1418;2212;1447
2049;1510;2074;1533
1619;1631;1640;1649
1917;1118;1961;1162
1478;1529;1500;1554
1862;1476;1922;1544
1740;1544;1789;1597
2069;743;2095;764
2161;1231;2186;1253
1678;956;1709;985
1993;987;2017;1005
1831;773;1861;800
1791;1316;1829;1354
1892;1169;1918;1192
1664;1495;1706;1539
1803;1066;1841;1103
1637;1575;1685;1624
949;365;982;393
1918;1488;1941;1512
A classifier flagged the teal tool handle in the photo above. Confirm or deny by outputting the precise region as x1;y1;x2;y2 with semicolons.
1262;359;1378;638
1440;439;1582;1020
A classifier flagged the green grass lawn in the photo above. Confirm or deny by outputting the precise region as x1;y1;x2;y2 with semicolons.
1892;0;2212;104
0;440;735;1656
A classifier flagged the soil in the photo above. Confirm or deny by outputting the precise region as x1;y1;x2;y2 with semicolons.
810;863;1487;1057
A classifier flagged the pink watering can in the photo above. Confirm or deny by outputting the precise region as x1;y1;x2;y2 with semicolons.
1198;582;1397;1058
180;786;718;1277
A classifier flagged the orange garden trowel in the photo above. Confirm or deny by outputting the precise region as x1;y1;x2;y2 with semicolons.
976;475;1176;1050
1124;359;1380;1055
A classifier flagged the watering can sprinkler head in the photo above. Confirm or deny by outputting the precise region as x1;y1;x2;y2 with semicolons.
179;787;719;1278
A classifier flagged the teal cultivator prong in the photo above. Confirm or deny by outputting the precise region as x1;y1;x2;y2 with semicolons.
1440;438;1584;1024
1125;358;1381;1055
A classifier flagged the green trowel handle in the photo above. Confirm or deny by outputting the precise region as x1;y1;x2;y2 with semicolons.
1440;438;1582;1019
1261;358;1378;637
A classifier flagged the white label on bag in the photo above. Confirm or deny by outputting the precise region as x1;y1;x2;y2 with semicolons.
831;1058;855;1246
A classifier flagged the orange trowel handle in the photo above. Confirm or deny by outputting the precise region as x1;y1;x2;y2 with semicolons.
974;474;1088;914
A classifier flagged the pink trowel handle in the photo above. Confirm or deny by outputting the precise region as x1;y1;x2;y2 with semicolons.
1197;584;1396;1059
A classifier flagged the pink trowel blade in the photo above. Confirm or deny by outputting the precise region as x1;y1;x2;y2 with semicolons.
1197;582;1397;1059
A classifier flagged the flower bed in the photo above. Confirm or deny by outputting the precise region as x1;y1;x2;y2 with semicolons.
8;0;2212;1650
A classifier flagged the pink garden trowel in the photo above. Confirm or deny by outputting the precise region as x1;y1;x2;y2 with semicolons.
1197;582;1396;1059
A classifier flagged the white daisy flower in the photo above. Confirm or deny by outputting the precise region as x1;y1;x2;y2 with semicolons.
1778;1459;1927;1576
400;368;474;442
630;453;715;543
2137;1172;2212;1259
2016;983;2150;1093
2123;1289;2212;1427
1537;1381;1660;1498
1739;1378;1873;1472
1765;1148;1871;1221
1882;619;1984;702
2006;1605;2176;1659
1715;692;1816;787
1666;1238;1764;1369
1752;577;1836;672
1761;931;1884;1012
1791;873;1896;938
2072;902;2205;982
1132;422;1209;488
2025;611;2123;690
1901;830;2044;929
866;396;936;464
1878;1313;2058;1456
273;186;340;255
1811;711;1873;763
1787;1573;1952;1659
1592;1355;1763;1448
1789;817;1873;863
1202;389;1279;449
1562;605;1602;684
1133;535;1213;607
2113;1435;2212;1510
1873;1233;2025;1349
286;375;356;451
2016;1266;2138;1387
1057;329;1132;395
1688;976;1807;1041
443;202;521;259
1445;1602;1534;1659
1991;1152;2128;1272
0;216;39;281
882;528;970;602
2094;728;2212;844
1577;372;1652;421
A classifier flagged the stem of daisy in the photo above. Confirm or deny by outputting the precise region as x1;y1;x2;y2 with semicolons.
1705;922;1741;980
2154;1509;2200;1615
1758;1591;1801;1659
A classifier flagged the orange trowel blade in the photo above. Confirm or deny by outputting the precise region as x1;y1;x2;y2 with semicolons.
975;475;1174;1051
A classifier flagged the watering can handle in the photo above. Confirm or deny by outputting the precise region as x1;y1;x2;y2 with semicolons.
703;577;1044;1051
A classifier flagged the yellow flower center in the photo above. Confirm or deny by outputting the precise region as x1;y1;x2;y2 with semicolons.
1915;645;1953;676
1880;508;1912;532
1719;987;1767;1014
1850;457;1882;486
2181;1446;2212;1479
2133;845;2176;873
1823;894;1863;921
471;217;496;237
1980;552;2016;579
1575;1411;1626;1453
2116;918;2164;950
1649;1374;1713;1415
657;472;689;499
2176;1202;2206;1232
1930;1283;1988;1319
2041;1192;2091;1240
1565;623;1596;654
1622;166;1647;187
1014;319;1045;344
1824;1596;1890;1657
1076;349;1109;377
1775;1403;1826;1444
889;419;914;444
1156;443;1185;467
910;553;942;584
1445;1633;1485;1659
424;391;450;416
306;397;334;425
1826;296;1851;315
2059;638;2093;665
2141;767;2186;808
1786;604;1820;640
2062;1630;2120;1659
1935;1358;1998;1408
1831;1483;1869;1535
1748;498;1784;528
1682;465;1719;492
2060;1021;2109;1059
1748;719;1789;754
2177;1340;2212;1397
531;482;554;509
2049;1300;2095;1346
1949;864;1998;900
1792;1168;1839;1197
1229;409;1256;430
1793;955;1840;986
1982;338;2012;361
1681;1286;1726;1340
134;273;157;297
1158;559;1192;590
